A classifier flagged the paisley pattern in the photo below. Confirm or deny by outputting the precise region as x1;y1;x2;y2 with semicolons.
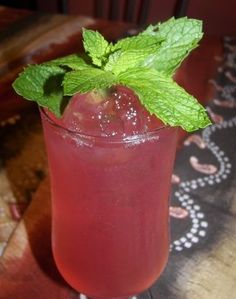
170;37;236;252
169;207;189;219
183;134;206;149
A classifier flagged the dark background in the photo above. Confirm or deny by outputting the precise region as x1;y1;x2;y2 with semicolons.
1;0;236;35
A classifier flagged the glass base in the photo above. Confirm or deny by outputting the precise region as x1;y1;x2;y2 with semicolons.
80;293;137;299
91;297;131;299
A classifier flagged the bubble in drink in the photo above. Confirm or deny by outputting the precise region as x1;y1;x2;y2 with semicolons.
49;86;164;137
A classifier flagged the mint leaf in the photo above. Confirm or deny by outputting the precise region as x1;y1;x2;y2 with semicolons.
141;24;158;35
82;28;111;67
142;17;203;75
45;54;90;70
107;34;163;75
118;67;211;131
12;64;65;116
63;68;117;95
109;17;203;77
104;48;156;75
158;17;202;46
112;34;163;51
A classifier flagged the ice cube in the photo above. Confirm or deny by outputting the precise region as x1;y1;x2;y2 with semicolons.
47;85;164;137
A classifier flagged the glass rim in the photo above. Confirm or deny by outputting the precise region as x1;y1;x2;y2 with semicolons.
39;106;175;145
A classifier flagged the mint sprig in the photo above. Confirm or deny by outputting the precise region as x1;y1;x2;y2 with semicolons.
82;29;112;67
12;64;65;116
104;48;156;75
45;54;90;70
118;67;211;131
12;17;211;132
112;34;163;51
63;68;117;95
142;17;203;75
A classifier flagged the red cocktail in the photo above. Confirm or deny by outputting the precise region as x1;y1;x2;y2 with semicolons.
13;16;209;299
40;87;178;298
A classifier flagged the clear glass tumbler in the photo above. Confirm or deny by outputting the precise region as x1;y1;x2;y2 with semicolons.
40;108;178;299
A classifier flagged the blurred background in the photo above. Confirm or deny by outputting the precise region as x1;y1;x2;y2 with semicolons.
0;0;236;36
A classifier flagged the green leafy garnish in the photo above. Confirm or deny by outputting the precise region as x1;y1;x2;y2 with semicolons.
104;48;155;75
118;67;211;131
12;64;65;116
112;34;163;51
142;18;203;75
82;29;112;67
63;68;117;95
12;17;211;132
45;54;90;70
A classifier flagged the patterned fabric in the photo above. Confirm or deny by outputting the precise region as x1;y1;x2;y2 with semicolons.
151;37;236;299
0;112;47;256
170;37;236;252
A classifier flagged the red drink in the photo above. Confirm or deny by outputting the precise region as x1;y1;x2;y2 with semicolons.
12;16;208;299
41;87;178;298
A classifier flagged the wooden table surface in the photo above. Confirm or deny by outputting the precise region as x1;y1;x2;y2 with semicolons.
0;5;236;299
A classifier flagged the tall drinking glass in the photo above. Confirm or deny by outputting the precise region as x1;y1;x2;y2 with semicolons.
40;108;178;299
